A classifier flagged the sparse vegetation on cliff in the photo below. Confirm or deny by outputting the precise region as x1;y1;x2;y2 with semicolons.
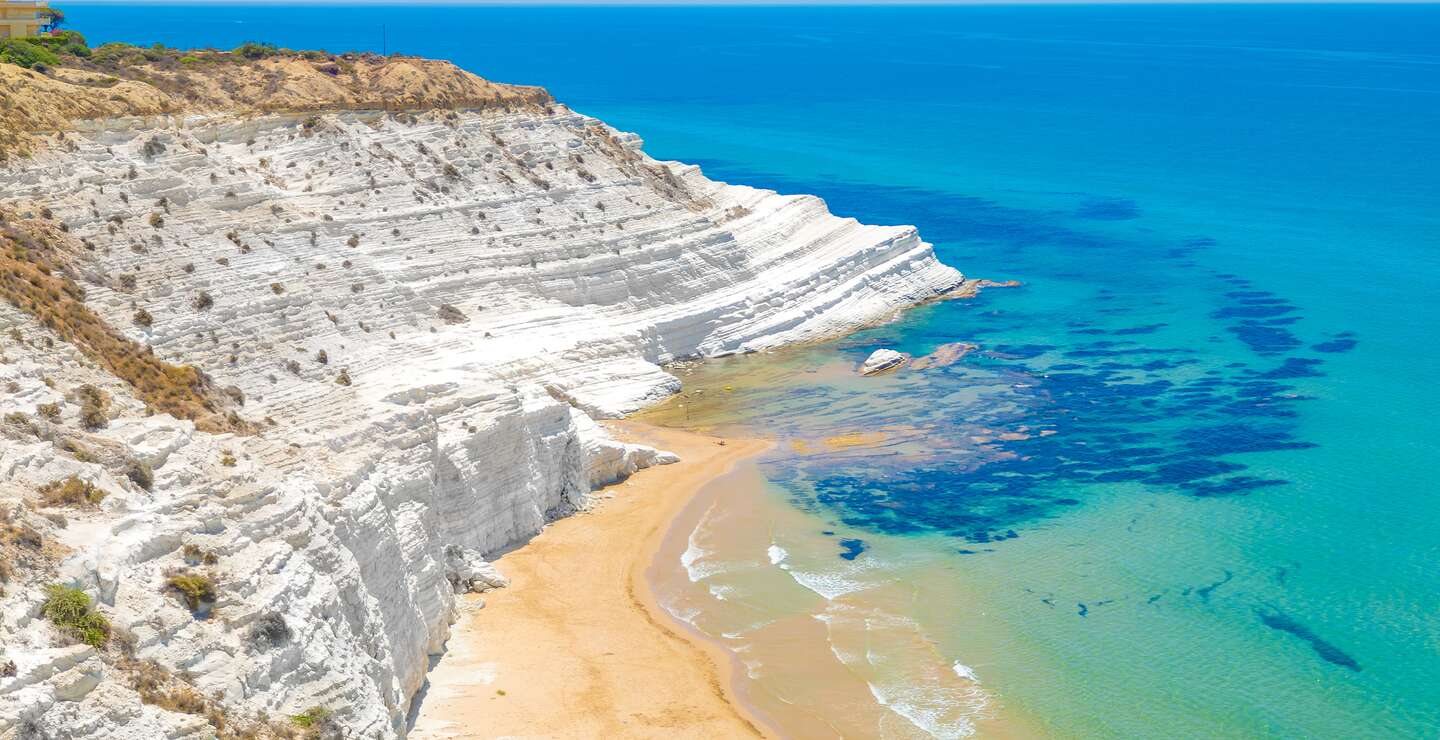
0;34;553;164
164;571;217;614
0;212;246;432
42;584;110;647
38;475;106;509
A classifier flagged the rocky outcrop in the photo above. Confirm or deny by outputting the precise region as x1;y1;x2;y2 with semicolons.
0;70;964;737
859;348;910;375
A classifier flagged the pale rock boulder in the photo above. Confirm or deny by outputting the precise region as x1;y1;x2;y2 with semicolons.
860;348;910;375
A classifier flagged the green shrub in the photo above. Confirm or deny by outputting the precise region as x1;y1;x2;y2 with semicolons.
291;706;330;728
42;584;110;647
90;41;141;67
29;30;89;58
233;41;277;60
0;39;60;70
165;572;216;613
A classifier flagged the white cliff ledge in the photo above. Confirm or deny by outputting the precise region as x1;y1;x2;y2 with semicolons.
0;85;965;736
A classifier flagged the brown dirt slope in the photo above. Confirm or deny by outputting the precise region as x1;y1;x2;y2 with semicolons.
0;48;553;161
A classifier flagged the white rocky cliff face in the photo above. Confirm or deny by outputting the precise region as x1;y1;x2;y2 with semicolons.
0;102;964;737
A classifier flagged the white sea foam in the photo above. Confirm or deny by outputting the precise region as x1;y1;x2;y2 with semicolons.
814;601;989;739
708;583;737;601
865;679;977;740
663;602;703;626
721;616;781;640
681;501;739;582
767;543;789;566
789;569;865;600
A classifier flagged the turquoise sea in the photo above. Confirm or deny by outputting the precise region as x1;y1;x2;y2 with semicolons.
66;3;1440;737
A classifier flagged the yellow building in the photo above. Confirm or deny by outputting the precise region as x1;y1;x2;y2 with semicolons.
0;0;57;40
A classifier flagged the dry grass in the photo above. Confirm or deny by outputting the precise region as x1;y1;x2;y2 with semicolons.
0;211;246;433
0;512;61;596
165;570;218;614
181;543;220;566
73;383;110;430
38;475;106;509
1;47;553;162
118;657;233;736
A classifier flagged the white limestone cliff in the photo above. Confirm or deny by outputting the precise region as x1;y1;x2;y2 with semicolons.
0;102;964;737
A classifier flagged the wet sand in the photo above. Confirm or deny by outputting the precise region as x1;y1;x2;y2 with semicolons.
409;420;775;739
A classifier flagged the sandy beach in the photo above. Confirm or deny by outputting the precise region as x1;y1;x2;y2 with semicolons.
409;421;775;739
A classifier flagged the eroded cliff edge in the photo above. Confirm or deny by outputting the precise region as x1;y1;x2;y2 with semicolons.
0;49;966;737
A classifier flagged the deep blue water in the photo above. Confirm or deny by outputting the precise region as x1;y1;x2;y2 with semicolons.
63;4;1440;736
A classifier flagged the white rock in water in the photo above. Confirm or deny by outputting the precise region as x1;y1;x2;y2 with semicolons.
0;100;965;738
860;349;909;375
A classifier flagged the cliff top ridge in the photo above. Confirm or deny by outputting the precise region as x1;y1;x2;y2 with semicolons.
0;34;553;161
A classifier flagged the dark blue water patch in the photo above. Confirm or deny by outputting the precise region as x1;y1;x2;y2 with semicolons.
1213;303;1298;320
684;158;1192;279
1228;321;1303;355
1195;570;1234;601
1150;459;1247;484
837;538;867;560
1182;476;1289;497
1113;323;1168;336
1178;424;1317;456
1259;357;1325;379
986;344;1056;359
1063;346;1194;359
686;161;1326;542
1312;335;1359;353
769;343;1324;538
1167;236;1219;259
1257;609;1362;672
1074;197;1141;221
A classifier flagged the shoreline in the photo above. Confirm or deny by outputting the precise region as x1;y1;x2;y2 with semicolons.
409;420;776;739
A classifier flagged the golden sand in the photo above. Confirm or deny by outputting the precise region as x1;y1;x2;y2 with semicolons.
409;421;775;739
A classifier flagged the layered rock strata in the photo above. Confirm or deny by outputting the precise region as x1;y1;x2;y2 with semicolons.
0;60;964;737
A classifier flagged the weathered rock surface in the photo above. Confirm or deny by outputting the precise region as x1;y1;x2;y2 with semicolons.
0;87;963;736
859;348;910;375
